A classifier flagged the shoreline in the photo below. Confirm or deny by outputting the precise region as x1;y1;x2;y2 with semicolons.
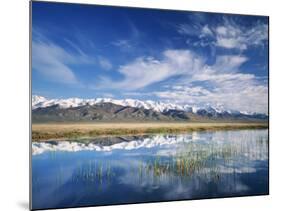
32;122;268;141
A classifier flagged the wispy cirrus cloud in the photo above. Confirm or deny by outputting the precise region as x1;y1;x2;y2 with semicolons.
177;16;268;51
211;55;248;72
214;18;268;50
32;30;113;84
32;40;80;84
111;39;133;51
150;52;268;113
100;49;203;90
111;20;142;52
153;81;268;114
98;56;112;70
32;4;268;114
102;47;267;113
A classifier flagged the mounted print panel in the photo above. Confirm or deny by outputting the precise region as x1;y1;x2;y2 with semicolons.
30;1;269;210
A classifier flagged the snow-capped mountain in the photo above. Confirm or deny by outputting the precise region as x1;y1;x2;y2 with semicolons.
32;95;189;112
32;95;47;106
31;95;266;117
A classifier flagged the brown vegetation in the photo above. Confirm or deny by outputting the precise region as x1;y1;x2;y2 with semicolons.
32;122;268;141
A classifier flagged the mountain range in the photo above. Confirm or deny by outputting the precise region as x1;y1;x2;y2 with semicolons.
32;95;268;122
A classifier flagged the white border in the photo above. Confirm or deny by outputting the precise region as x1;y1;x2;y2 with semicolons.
1;0;280;211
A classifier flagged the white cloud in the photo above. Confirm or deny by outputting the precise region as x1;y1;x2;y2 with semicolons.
215;19;268;50
102;49;203;90
216;26;228;35
217;38;246;50
32;40;79;84
111;21;142;52
99;47;268;113
33;34;113;84
155;83;268;114
151;53;267;113
177;23;200;36
245;23;268;46
111;39;133;51
98;56;112;70
215;24;247;50
177;17;268;51
201;25;213;37
212;55;248;72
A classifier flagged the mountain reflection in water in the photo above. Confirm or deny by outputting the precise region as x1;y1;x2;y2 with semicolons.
32;129;268;210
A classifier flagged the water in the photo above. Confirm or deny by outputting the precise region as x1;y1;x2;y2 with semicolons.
31;129;268;210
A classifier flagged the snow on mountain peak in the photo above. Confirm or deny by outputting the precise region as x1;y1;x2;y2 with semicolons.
31;95;186;112
31;95;264;116
32;95;46;105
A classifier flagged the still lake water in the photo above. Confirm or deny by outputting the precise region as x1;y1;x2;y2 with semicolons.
32;129;268;210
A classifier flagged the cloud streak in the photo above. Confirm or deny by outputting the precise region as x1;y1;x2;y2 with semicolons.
101;49;202;90
151;53;268;113
101;48;267;113
214;19;268;50
178;16;268;51
98;56;112;70
32;40;79;84
111;20;142;52
32;13;268;114
32;31;113;84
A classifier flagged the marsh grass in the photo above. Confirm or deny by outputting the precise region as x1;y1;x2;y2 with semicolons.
133;136;268;184
69;160;114;188
32;122;268;141
32;135;268;192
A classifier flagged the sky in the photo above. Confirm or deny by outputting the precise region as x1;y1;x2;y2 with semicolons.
32;2;269;114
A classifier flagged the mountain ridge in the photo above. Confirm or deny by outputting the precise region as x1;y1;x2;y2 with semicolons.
32;95;267;116
32;96;268;123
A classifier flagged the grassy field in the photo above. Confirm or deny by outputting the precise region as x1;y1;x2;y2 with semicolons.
32;122;268;141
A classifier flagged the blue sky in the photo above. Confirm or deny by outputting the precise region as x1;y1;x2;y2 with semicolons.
32;2;268;113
